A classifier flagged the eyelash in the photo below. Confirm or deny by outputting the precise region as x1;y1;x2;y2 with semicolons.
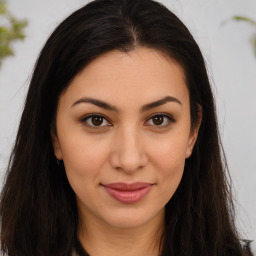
81;113;111;128
146;113;176;127
80;113;175;128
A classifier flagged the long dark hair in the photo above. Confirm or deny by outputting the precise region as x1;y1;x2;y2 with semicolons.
0;0;251;255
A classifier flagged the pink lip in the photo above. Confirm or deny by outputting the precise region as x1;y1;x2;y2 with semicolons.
102;182;153;204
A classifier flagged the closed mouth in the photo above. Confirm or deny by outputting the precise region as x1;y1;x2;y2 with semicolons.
101;182;153;204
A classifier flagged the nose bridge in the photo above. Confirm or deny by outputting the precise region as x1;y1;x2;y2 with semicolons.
110;123;147;172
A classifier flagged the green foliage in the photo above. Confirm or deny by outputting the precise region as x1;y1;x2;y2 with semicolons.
0;0;28;66
233;16;256;57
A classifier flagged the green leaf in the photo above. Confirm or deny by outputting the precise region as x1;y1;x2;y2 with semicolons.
233;16;256;26
253;34;256;57
0;43;14;58
0;1;7;15
0;1;28;66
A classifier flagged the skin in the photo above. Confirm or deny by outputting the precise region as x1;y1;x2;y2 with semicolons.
52;47;201;256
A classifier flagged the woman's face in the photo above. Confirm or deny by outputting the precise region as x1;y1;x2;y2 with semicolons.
52;47;200;230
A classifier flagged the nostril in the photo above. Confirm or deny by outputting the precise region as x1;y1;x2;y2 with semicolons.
108;128;148;172
109;149;147;172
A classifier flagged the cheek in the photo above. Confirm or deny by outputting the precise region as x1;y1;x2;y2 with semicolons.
150;132;188;170
59;132;110;182
148;134;188;195
60;135;111;204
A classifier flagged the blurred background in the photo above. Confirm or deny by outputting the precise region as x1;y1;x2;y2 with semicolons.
0;0;255;251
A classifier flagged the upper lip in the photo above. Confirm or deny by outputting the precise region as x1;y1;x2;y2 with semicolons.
102;182;153;191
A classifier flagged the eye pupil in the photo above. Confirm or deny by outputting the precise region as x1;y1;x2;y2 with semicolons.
92;116;103;126
153;116;164;125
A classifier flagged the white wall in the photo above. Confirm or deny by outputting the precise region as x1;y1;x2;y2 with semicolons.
0;0;255;251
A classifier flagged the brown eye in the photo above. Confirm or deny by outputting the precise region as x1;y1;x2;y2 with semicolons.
82;114;111;128
152;115;164;125
91;116;104;126
146;114;175;127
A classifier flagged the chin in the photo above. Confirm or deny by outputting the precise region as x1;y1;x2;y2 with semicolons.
100;207;165;230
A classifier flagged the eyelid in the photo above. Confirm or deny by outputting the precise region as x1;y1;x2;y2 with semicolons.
80;113;112;128
80;112;175;129
145;112;176;127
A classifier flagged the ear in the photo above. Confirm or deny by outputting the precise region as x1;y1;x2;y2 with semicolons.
186;105;202;158
51;132;63;160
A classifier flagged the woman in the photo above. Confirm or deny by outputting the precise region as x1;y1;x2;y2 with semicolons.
0;0;252;255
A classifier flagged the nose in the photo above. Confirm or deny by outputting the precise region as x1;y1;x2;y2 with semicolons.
109;126;147;173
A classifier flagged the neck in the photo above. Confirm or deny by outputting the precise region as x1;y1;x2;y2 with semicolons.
77;208;165;256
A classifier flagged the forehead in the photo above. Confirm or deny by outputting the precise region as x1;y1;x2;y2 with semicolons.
61;47;189;109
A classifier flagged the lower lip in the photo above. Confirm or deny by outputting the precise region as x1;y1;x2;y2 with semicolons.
103;185;153;204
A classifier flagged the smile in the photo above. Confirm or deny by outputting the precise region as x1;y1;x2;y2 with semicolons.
101;182;153;204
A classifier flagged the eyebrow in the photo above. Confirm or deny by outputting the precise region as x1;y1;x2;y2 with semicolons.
140;96;182;112
71;96;182;112
72;97;118;111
